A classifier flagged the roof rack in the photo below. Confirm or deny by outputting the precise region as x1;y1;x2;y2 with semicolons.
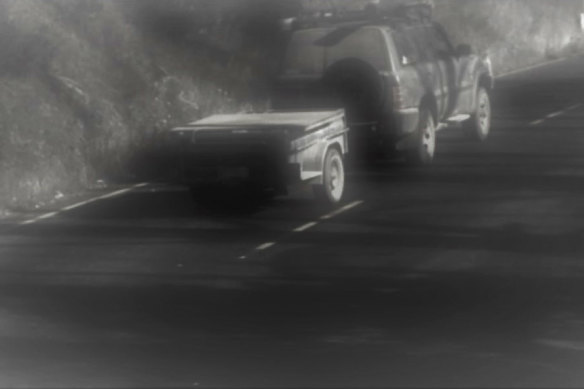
280;1;433;31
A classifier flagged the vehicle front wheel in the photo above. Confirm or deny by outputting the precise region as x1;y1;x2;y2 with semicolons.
465;86;491;141
313;147;345;206
406;107;436;166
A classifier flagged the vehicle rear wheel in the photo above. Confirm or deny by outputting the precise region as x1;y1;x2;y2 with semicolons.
465;87;491;141
313;147;345;206
406;107;435;166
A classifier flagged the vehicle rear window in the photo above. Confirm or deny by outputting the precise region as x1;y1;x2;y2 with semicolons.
427;24;454;57
282;29;327;76
392;26;432;64
282;27;389;76
325;28;388;71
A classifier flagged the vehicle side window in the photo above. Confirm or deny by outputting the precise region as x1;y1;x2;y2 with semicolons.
427;24;454;58
410;26;433;63
392;28;422;65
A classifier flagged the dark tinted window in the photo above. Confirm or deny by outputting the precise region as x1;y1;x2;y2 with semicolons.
326;28;389;71
282;29;327;75
283;27;389;75
410;26;432;62
392;27;422;64
393;26;437;64
427;24;454;57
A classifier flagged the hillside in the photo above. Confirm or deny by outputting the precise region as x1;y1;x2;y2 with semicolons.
0;0;582;214
0;0;296;213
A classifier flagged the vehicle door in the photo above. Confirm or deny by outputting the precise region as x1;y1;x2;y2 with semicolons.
427;23;476;116
423;24;459;118
404;25;455;119
391;26;434;111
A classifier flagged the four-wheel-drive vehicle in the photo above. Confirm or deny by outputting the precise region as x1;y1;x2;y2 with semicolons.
271;3;494;164
164;3;494;208
166;110;349;205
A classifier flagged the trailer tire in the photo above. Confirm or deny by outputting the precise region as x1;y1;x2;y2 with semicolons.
313;147;345;206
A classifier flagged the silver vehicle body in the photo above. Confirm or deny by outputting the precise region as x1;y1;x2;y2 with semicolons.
273;18;494;154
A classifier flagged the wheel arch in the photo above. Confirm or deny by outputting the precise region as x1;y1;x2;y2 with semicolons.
326;141;344;157
311;140;345;186
478;72;494;92
473;72;494;111
420;94;438;124
319;140;345;173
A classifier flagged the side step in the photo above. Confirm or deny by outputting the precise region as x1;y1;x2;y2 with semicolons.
437;114;471;132
447;114;470;126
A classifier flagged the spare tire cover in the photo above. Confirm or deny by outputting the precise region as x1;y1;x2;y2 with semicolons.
322;58;385;123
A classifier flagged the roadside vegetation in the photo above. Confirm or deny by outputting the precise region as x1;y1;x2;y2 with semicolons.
434;0;584;74
0;0;582;214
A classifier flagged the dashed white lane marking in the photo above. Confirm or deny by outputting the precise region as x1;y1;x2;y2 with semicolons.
293;221;318;232
252;200;364;252
255;242;276;251
18;182;149;226
319;200;364;220
529;103;582;126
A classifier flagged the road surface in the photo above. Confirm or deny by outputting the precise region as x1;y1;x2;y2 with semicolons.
1;55;584;388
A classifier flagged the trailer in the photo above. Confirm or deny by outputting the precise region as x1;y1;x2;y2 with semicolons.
166;109;349;205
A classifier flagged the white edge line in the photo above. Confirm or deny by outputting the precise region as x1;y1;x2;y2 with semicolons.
496;57;566;80
36;212;59;220
293;221;318;232
61;202;87;211
529;119;544;126
18;182;148;226
97;188;135;200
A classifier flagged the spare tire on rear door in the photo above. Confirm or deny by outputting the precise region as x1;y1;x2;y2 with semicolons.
322;58;385;126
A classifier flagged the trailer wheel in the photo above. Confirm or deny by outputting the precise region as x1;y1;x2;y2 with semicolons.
313;147;345;205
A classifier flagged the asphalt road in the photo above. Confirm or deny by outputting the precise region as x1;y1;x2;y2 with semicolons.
2;55;584;388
